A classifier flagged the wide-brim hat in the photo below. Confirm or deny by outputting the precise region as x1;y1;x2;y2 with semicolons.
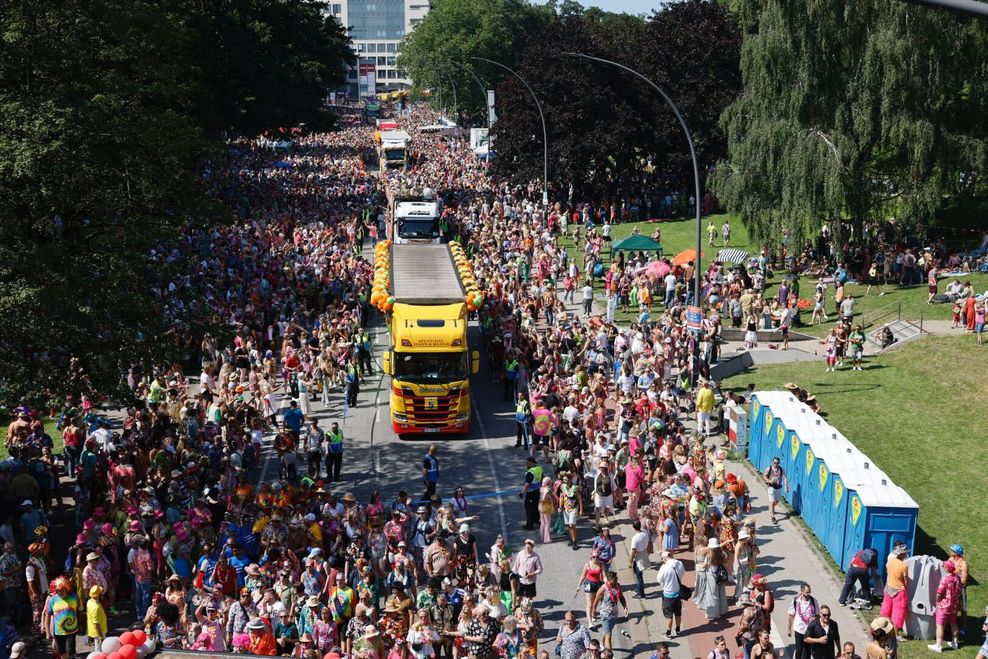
245;564;261;576
342;492;356;503
307;595;320;608
247;619;267;631
870;616;894;635
86;552;100;562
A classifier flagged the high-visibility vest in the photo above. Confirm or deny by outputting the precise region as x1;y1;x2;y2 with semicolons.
327;431;343;454
526;465;543;492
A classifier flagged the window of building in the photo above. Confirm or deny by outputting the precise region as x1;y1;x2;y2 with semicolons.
386;57;395;66
367;43;377;53
377;56;387;66
387;70;397;79
331;4;342;13
386;43;396;53
345;0;406;41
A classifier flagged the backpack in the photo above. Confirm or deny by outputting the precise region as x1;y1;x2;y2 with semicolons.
859;548;877;567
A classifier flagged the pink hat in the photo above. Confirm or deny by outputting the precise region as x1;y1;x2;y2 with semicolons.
153;509;164;519
93;507;106;517
75;533;87;544
174;525;188;542
126;505;138;515
129;520;141;532
945;560;956;573
101;523;113;535
83;519;96;531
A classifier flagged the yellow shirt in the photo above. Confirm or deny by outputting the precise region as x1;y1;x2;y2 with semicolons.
86;598;107;638
696;387;715;413
886;556;907;590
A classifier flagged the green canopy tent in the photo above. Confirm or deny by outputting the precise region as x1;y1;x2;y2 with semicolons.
609;233;663;263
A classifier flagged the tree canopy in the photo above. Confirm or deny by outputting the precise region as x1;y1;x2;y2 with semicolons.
0;0;354;406
711;0;988;244
397;0;553;115
490;0;740;199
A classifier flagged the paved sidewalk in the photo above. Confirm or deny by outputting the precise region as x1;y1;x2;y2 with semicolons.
608;436;872;659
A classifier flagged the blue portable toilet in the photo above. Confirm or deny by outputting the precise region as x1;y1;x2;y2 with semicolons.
840;459;918;579
804;425;850;548
748;392;787;472
748;394;769;469
784;408;827;525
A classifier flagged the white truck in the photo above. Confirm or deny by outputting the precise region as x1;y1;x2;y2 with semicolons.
377;129;411;171
391;194;442;244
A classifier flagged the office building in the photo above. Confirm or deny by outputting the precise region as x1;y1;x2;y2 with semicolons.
326;0;430;97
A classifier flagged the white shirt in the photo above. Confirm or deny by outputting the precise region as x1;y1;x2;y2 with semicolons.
787;595;819;635
664;273;678;292
656;559;685;596
630;530;650;569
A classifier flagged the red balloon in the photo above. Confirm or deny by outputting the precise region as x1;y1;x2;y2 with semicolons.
108;652;122;659
92;654;107;659
119;645;137;659
119;632;136;647
131;630;147;645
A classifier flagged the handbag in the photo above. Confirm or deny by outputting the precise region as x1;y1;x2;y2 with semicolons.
674;567;692;601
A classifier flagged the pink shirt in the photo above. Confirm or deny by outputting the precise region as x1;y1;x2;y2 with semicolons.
625;462;644;493
937;573;961;612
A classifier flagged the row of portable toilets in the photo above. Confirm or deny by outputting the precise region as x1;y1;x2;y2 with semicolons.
748;391;919;579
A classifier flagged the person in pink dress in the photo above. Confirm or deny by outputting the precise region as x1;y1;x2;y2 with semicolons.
928;560;962;653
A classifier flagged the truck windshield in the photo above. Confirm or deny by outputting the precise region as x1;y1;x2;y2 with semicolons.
384;148;405;161
394;352;468;382
398;218;440;239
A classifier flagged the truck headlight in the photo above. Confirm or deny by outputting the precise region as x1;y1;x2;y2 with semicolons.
394;413;407;422
456;414;469;422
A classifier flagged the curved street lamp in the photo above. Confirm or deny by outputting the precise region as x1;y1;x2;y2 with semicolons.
472;56;549;205
561;52;703;305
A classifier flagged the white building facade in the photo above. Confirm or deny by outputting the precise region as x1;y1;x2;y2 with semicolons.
326;0;430;97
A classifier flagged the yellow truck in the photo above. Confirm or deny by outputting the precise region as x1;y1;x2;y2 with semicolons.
382;244;479;435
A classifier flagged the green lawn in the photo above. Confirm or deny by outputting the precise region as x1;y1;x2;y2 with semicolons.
785;273;988;337
723;335;987;651
0;413;62;460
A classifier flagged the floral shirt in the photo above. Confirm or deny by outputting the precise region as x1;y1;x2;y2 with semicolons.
936;573;961;613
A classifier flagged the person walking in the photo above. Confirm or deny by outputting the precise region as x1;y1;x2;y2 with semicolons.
582;281;595;317
763;457;789;523
519;457;543;531
804;606;841;659
325;422;344;482
422;444;439;500
555;611;591;659
591;571;627;651
512;539;543;600
656;551;685;639
693;537;729;621
304;419;324;478
628;520;651;599
787;583;820;659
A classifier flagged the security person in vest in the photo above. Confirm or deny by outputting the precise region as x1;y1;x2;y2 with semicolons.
422;444;440;501
345;358;360;408
325;421;344;482
356;330;373;375
503;355;519;402
519;456;542;530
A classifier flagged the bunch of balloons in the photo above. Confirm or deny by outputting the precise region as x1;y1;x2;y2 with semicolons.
87;629;155;659
449;242;483;312
370;240;394;313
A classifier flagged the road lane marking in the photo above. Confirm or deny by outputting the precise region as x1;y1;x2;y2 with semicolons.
472;391;509;540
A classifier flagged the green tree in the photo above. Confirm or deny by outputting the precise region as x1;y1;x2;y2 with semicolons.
185;0;355;134
397;0;551;115
0;0;216;406
711;0;988;245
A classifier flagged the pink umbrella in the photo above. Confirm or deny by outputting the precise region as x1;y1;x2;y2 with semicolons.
643;260;671;279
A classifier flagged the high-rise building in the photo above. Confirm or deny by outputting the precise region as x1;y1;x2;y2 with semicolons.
326;0;430;97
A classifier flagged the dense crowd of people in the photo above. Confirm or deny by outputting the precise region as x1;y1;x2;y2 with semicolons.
0;101;978;659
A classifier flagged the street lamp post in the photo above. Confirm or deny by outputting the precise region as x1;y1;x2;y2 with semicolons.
450;61;491;130
472;56;549;206
562;52;703;306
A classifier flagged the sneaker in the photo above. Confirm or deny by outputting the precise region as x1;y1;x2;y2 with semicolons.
664;631;672;640
927;644;943;653
632;592;644;599
675;627;681;636
838;601;847;607
948;641;958;650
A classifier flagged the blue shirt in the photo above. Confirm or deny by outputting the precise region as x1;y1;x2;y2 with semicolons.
283;408;304;432
423;454;439;482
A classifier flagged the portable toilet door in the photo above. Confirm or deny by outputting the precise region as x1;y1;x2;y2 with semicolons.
764;413;788;476
748;396;768;469
798;441;818;531
841;489;867;572
784;425;806;514
806;453;831;545
824;472;850;568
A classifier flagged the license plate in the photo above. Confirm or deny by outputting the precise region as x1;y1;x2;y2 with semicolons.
424;427;441;433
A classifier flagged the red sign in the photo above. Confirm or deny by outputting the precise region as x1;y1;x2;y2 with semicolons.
359;63;376;75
